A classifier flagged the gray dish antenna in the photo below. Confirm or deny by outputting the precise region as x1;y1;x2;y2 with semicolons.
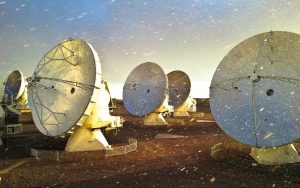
123;62;173;125
167;70;191;107
27;38;122;152
210;31;300;164
167;70;196;116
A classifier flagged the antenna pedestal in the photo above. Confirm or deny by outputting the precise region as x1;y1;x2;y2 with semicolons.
65;105;112;152
144;97;173;126
65;84;122;152
144;113;168;126
173;97;196;117
250;144;300;165
65;125;111;152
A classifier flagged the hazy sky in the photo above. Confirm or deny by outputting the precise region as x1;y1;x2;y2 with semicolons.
0;0;300;98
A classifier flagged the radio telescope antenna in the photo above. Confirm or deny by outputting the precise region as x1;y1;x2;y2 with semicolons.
27;38;122;152
167;70;196;117
123;62;173;126
1;70;28;135
210;31;300;165
3;70;28;107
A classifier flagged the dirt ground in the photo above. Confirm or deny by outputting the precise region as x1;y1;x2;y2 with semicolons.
0;99;300;187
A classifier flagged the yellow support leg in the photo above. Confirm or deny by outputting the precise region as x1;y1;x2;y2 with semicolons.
250;144;300;165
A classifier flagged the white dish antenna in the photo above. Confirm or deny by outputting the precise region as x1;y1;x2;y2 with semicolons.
3;70;27;105
123;62;173;125
210;31;300;164
27;38;101;137
167;70;196;116
27;38;121;152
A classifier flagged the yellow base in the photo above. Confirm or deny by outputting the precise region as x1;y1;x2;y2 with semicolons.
173;98;190;117
250;144;300;165
144;113;168;126
65;126;111;152
143;96;173;126
173;97;196;117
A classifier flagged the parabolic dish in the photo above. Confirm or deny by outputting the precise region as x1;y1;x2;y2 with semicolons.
210;31;300;148
123;62;167;116
27;38;101;137
167;70;191;107
4;70;26;100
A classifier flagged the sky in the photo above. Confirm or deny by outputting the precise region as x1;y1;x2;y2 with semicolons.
0;0;300;99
